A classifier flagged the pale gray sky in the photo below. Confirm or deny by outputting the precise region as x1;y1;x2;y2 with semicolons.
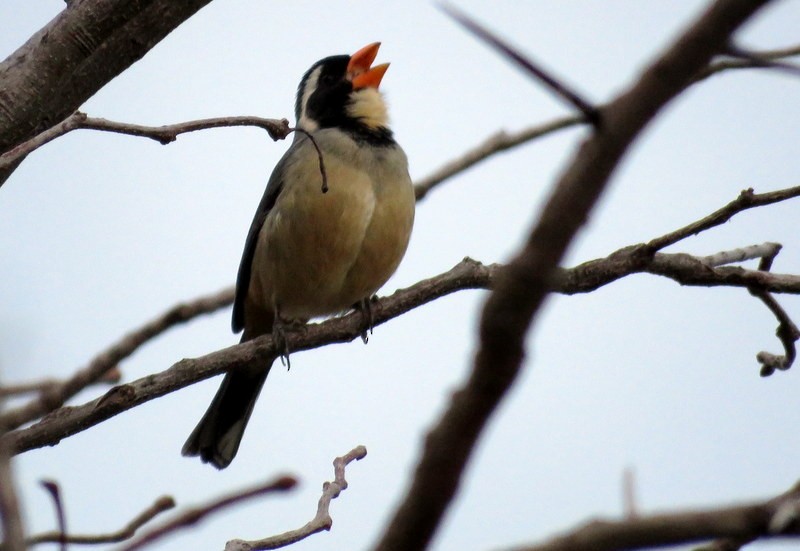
2;2;800;550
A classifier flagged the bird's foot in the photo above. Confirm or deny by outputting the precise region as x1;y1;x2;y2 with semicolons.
354;296;379;344
273;317;306;370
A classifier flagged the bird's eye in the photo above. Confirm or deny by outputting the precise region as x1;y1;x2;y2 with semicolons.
320;74;336;85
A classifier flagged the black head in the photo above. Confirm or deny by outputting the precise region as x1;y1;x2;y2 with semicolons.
294;43;393;143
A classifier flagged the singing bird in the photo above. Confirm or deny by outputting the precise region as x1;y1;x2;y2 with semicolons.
182;43;415;469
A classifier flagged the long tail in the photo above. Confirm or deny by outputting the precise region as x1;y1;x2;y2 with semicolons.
182;354;273;469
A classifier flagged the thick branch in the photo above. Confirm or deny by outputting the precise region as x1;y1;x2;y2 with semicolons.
371;2;774;550
6;242;800;455
504;481;800;551
0;0;213;185
2;259;496;455
226;446;367;551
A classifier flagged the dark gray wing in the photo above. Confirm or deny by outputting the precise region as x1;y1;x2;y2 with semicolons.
231;143;301;333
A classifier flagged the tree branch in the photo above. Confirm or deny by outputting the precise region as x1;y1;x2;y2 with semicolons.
27;496;175;547
0;0;214;185
226;445;367;551
117;476;296;551
0;286;234;432
6;238;800;456
0;112;291;170
647;186;800;251
370;2;775;550
413;116;584;201
503;481;800;551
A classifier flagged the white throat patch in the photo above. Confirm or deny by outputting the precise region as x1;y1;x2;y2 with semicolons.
298;66;321;132
346;88;389;129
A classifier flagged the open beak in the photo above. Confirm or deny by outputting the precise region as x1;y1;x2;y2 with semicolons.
347;42;390;90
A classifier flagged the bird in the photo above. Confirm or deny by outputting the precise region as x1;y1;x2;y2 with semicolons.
182;42;415;469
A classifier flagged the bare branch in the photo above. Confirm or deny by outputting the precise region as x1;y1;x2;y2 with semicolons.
371;2;774;550
39;481;67;551
0;424;25;551
502;481;800;551
699;243;782;267
439;3;599;126
0;112;291;171
0;0;213;186
27;496;175;547
226;445;368;551
725;43;800;78
117;476;297;551
751;290;800;376
2;259;497;455
696;43;800;81
647;186;800;252
6;238;800;456
0;286;234;432
413;116;584;201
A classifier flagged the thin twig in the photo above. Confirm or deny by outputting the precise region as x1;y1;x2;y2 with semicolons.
39;481;66;551
699;243;782;267
647;186;800;252
0;286;234;431
0;370;120;399
27;496;175;546
0;112;292;170
116;476;296;551
750;290;800;376
289;128;329;193
438;3;599;126
413;115;584;201
226;446;367;550
696;43;800;82
725;43;800;78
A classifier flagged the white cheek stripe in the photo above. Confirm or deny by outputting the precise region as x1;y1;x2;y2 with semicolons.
298;66;321;132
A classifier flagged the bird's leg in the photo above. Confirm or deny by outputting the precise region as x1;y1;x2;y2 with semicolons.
272;313;307;370
354;296;379;344
272;315;291;369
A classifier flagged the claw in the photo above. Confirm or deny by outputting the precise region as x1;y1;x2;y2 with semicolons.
355;296;378;344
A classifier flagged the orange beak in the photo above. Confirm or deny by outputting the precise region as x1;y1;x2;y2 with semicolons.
347;42;390;90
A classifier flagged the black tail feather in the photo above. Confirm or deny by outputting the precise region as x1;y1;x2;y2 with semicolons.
181;362;272;469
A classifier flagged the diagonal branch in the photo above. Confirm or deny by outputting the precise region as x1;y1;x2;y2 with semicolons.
0;0;214;186
226;445;368;551
116;476;297;551
647;186;800;252
371;2;775;550
5;241;800;456
413;115;584;201
27;496;175;547
502;481;800;551
0;286;234;432
438;3;599;125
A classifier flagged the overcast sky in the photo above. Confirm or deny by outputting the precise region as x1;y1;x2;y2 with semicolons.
2;1;800;550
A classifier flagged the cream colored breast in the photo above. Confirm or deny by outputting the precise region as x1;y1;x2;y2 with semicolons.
249;133;414;321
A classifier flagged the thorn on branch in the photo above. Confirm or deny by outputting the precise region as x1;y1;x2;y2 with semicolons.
438;3;600;127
